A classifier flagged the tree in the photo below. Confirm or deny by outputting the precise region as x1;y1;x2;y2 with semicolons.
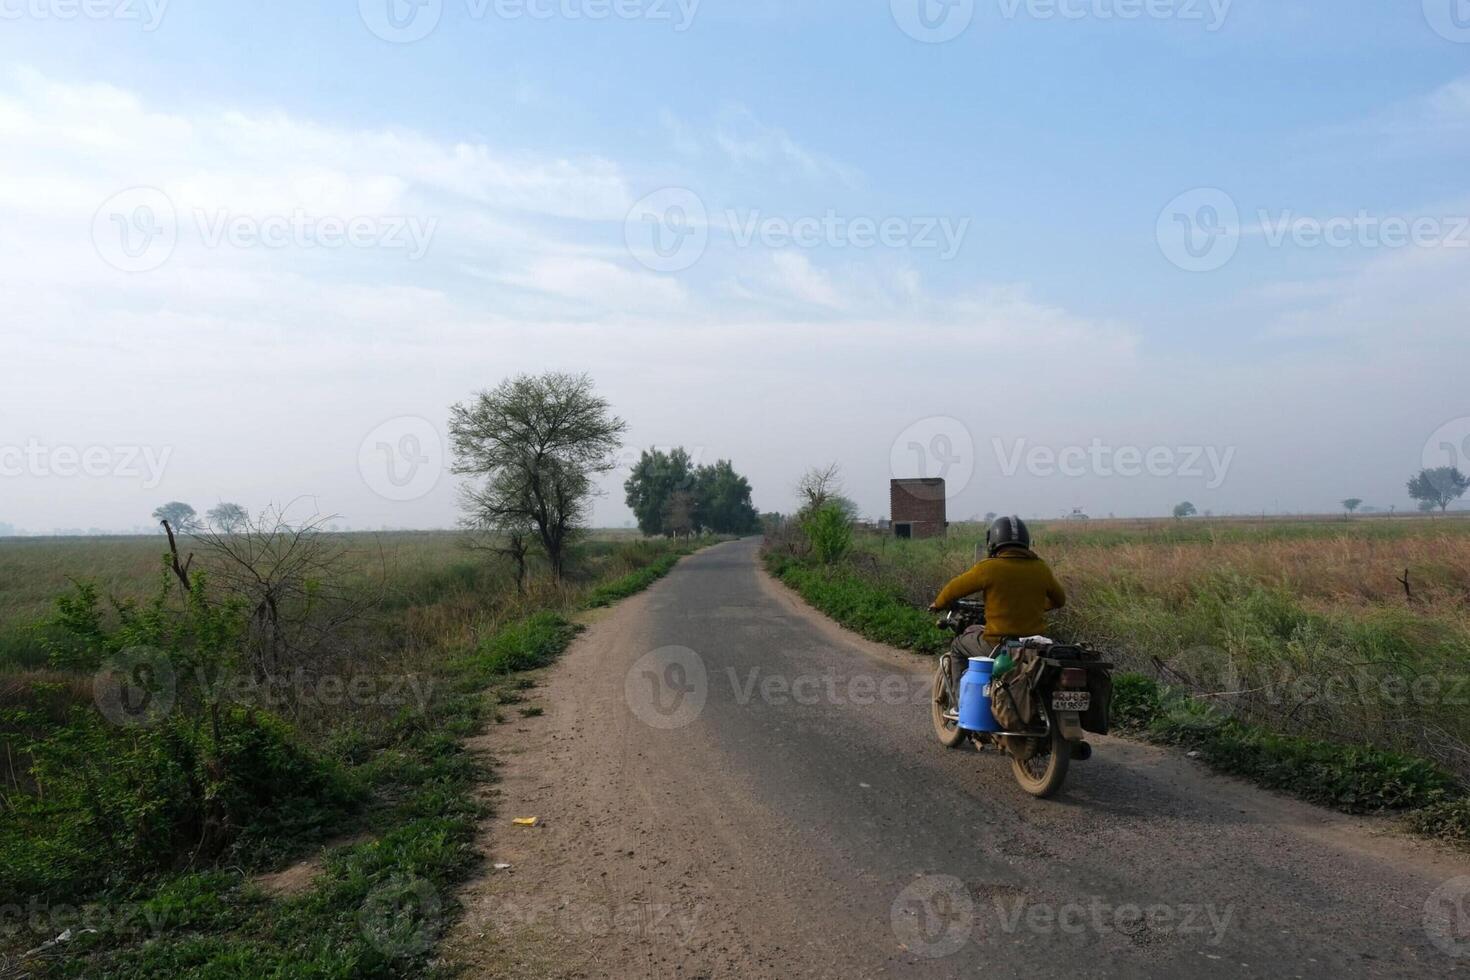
1173;501;1197;520
1407;467;1469;514
152;501;199;532
663;489;697;538
1341;498;1362;516
624;448;696;536
207;502;249;533
984;512;998;524
450;372;626;581
795;463;842;515
692;459;760;534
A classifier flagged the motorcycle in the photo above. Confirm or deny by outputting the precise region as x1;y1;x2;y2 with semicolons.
929;599;1113;798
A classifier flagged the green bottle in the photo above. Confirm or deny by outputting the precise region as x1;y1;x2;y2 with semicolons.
992;649;1015;680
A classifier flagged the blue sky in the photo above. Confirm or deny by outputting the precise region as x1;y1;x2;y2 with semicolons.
2;1;1469;531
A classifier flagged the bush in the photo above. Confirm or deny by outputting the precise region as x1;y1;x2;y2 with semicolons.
1406;800;1470;846
1110;672;1165;730
0;706;360;901
803;505;853;565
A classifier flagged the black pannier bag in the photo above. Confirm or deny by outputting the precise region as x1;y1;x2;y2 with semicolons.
1047;644;1113;735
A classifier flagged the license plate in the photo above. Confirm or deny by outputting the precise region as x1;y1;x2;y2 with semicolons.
1052;691;1091;712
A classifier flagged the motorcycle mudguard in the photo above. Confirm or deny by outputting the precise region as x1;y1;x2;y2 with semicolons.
1056;711;1085;741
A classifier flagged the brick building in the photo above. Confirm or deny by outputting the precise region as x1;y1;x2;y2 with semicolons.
890;479;948;539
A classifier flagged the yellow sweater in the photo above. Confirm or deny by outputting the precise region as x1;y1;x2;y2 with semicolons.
932;548;1066;643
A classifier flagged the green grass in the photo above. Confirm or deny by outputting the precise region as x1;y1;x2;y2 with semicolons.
764;553;948;653
474;611;584;674
1112;673;1457;813
582;552;683;608
1;532;711;978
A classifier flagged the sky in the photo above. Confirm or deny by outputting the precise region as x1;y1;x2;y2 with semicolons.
1;0;1469;533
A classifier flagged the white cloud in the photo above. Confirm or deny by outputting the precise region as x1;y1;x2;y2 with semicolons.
663;103;861;186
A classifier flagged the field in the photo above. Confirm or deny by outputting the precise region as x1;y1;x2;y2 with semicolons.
769;515;1470;791
0;528;701;977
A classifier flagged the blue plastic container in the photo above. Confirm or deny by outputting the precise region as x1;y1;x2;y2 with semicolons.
958;657;1000;733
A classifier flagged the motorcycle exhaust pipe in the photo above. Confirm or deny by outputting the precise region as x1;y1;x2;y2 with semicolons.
1070;741;1093;761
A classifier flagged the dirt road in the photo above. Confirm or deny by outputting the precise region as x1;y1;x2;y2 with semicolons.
445;539;1470;978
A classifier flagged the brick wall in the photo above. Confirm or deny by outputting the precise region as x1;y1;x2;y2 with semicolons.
891;479;947;537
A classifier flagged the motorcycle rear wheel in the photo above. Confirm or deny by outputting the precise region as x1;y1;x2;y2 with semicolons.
931;661;966;748
1009;715;1070;798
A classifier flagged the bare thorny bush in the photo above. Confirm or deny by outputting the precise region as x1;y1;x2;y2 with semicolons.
162;504;390;727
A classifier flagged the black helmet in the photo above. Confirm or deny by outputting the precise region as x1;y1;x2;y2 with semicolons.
986;515;1031;556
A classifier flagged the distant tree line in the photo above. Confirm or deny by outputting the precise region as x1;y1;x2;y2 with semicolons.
623;448;760;537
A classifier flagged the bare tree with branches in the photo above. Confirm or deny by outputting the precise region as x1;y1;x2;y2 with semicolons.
795;462;843;516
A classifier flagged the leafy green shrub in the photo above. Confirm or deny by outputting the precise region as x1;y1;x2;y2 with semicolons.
1406;800;1470;846
1;706;360;900
1110;673;1164;730
804;504;853;565
475;612;583;675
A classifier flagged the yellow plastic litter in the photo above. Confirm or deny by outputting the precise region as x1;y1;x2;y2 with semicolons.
512;817;540;827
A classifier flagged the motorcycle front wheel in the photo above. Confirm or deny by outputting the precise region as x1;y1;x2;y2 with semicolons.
1009;713;1071;798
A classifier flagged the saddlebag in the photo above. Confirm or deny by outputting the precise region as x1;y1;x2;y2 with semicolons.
1047;645;1113;735
990;644;1046;732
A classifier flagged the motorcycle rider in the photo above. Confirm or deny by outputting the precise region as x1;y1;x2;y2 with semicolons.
929;516;1067;692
